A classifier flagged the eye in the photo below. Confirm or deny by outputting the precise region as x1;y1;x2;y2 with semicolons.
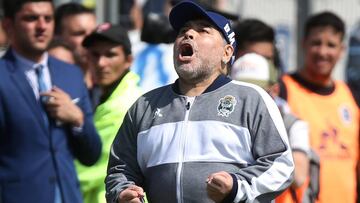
327;42;337;48
178;27;189;36
310;40;321;46
72;30;86;37
200;27;211;33
44;15;53;23
23;15;38;22
105;52;117;58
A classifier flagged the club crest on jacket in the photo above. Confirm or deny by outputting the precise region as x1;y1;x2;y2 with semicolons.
217;95;237;117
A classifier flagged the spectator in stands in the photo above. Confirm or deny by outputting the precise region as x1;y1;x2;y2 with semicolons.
233;19;275;62
48;38;76;64
76;22;142;203
279;11;359;203
233;18;314;203
54;2;97;90
0;0;101;202
232;53;314;203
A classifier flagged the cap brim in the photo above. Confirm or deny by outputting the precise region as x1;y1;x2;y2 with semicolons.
83;31;123;47
169;1;215;32
82;33;107;47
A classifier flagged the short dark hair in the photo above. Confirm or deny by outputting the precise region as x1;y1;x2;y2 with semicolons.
48;37;73;51
3;0;53;19
54;2;94;35
304;11;345;40
233;19;274;56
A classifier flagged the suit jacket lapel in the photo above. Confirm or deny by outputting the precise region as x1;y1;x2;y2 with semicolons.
4;50;49;134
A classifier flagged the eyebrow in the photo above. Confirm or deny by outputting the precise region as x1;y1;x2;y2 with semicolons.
182;18;212;27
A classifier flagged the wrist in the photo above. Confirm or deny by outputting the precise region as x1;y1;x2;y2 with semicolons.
221;174;238;203
72;109;84;127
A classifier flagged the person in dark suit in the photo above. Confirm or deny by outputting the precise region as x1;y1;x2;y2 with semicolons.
0;0;102;203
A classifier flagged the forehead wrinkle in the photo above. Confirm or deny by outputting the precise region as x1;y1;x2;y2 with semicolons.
180;19;225;42
184;19;217;30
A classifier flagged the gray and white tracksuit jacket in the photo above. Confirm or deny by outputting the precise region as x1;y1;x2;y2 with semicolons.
106;75;294;203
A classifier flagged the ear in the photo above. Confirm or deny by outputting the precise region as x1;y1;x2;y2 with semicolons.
2;18;14;42
339;42;345;56
268;83;280;98
125;54;133;69
1;18;11;35
222;44;234;65
301;37;307;50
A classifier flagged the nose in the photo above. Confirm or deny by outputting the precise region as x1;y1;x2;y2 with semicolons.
97;55;108;68
184;29;196;40
36;17;47;29
318;45;328;56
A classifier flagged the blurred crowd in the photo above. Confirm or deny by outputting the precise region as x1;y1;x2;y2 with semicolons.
0;0;359;203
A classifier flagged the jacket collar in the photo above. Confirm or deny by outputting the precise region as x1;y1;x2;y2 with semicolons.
172;74;232;95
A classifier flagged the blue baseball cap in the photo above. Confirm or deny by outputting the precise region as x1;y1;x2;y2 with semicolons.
169;0;237;65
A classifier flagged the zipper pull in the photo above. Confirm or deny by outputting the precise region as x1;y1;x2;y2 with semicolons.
186;101;190;110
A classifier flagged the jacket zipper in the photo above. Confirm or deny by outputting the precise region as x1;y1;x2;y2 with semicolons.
176;97;194;203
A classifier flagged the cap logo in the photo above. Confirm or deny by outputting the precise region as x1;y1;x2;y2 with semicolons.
96;23;111;33
224;23;235;46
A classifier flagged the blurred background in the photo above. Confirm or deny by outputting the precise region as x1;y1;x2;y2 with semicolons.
1;0;360;81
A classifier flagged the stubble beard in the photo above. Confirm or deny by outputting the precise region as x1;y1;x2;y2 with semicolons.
17;39;50;60
175;57;218;84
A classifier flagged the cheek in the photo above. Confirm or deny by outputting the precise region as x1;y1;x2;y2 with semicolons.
207;46;224;60
64;37;77;48
173;41;181;54
18;24;32;34
330;49;342;59
74;37;86;47
89;56;98;65
199;41;222;55
203;38;221;48
305;44;316;52
111;60;127;74
305;47;319;58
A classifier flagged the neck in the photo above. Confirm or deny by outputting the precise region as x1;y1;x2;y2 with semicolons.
12;47;44;63
100;70;129;102
84;70;94;89
299;68;333;87
178;73;221;96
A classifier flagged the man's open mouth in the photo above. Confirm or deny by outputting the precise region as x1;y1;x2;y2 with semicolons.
180;43;194;57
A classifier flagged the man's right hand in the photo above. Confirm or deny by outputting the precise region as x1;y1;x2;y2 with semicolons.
118;185;145;203
206;171;233;203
